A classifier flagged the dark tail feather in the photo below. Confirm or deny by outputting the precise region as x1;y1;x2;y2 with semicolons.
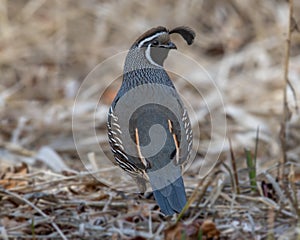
152;176;186;215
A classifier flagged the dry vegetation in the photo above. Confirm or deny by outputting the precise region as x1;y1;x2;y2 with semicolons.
0;0;300;239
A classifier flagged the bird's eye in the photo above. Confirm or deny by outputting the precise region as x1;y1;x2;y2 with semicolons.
152;40;159;46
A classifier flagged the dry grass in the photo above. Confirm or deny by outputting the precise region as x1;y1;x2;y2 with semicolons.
1;0;300;239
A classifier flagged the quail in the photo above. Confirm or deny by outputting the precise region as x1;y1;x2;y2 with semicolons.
107;26;195;215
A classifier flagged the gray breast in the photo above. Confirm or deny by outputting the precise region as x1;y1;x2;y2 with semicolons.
112;83;191;171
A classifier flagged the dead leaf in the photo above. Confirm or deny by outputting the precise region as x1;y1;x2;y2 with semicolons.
0;162;29;189
201;220;220;239
165;219;220;240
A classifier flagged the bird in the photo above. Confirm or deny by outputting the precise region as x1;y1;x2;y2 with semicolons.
107;26;195;215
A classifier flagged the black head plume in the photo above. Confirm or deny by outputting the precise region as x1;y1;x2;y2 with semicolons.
127;26;195;68
169;26;195;45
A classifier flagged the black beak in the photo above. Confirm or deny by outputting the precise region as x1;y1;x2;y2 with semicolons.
160;42;177;50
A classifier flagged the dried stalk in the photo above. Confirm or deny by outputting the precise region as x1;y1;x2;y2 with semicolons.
279;0;294;183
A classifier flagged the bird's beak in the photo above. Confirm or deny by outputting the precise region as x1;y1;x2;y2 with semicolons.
160;42;177;50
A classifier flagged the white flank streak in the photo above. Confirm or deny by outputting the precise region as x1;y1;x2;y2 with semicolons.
135;128;148;168
116;149;128;160
172;133;180;165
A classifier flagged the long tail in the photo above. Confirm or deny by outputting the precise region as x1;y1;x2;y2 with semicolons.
151;175;187;215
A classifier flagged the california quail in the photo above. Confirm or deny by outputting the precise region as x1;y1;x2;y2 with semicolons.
107;26;195;215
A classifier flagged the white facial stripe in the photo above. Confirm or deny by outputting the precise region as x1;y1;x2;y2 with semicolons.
145;44;161;68
138;32;166;48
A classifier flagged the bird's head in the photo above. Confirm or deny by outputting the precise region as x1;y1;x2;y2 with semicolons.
129;26;195;67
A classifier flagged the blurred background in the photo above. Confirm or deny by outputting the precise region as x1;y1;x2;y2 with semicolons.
0;0;300;182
